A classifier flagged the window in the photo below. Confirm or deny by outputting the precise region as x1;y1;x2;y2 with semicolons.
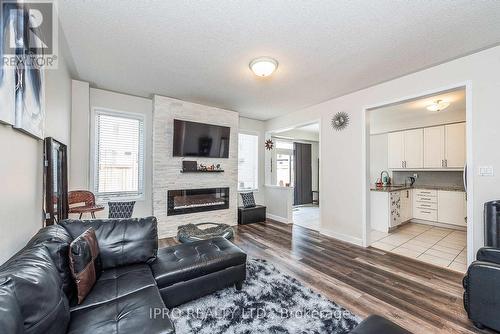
93;110;144;199
273;139;294;187
238;133;259;191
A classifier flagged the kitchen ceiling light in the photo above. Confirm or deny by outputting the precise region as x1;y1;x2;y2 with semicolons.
426;99;450;112
249;57;278;77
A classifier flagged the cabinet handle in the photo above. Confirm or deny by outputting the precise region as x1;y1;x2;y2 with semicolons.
441;160;444;167
402;161;404;168
445;159;448;167
420;204;431;207
421;211;431;214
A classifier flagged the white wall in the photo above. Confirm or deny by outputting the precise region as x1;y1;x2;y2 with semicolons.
70;86;153;218
0;33;73;264
266;45;500;255
370;133;389;185
239;117;266;205
276;128;320;142
265;186;294;223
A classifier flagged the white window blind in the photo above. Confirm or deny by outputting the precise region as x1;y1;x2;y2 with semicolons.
93;111;144;198
238;133;259;191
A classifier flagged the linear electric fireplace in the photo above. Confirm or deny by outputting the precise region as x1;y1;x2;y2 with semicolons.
167;187;229;216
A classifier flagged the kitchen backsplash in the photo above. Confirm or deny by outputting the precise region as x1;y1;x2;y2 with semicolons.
392;171;464;188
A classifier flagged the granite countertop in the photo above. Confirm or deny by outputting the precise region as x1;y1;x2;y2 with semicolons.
370;184;465;192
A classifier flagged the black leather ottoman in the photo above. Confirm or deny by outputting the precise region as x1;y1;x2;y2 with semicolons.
150;237;247;308
238;205;266;224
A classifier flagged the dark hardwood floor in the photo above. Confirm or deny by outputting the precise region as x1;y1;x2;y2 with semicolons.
159;220;488;334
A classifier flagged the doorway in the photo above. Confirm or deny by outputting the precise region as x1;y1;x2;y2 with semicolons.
270;121;320;230
294;142;313;205
364;85;472;272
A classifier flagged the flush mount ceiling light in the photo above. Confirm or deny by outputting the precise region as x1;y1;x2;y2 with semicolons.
249;57;278;77
426;99;450;112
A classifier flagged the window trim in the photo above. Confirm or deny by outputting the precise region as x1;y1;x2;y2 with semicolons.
237;131;259;192
90;107;146;201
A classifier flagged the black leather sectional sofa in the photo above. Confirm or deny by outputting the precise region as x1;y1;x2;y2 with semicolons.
0;217;247;334
463;246;500;331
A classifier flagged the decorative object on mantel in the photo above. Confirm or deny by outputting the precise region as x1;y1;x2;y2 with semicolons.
182;160;198;172
181;162;224;173
331;111;349;131
177;222;234;243
265;139;274;150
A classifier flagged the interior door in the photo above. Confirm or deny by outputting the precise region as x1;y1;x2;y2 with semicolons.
294;143;312;205
445;123;466;168
404;129;424;168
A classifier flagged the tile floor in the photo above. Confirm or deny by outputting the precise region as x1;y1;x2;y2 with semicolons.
371;223;467;273
293;204;320;230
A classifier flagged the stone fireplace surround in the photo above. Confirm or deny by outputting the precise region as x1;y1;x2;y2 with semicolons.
153;95;238;239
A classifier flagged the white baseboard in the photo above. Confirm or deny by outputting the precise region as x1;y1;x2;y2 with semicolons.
320;228;363;246
266;213;292;224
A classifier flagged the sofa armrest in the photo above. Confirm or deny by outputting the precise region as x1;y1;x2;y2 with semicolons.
476;247;500;265
464;260;500;330
61;216;158;269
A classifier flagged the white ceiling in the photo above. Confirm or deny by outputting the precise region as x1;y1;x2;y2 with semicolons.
59;1;500;120
370;88;466;134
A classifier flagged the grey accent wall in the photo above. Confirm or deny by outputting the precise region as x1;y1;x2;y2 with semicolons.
393;171;464;188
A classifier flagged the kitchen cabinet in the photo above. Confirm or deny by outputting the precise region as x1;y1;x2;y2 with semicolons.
388;132;405;169
400;189;412;223
424;126;445;168
423;123;466;168
413;189;438;221
388;122;465;170
371;189;411;233
387;129;423;169
404;129;424;168
438;190;467;226
445;123;466;168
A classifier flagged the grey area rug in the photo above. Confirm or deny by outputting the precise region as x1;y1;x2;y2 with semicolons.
171;258;360;333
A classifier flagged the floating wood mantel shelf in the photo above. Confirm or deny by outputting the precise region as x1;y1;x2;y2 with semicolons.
180;170;225;173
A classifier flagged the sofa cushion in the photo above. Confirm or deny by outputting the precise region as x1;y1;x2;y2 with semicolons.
0;245;70;334
61;216;158;269
151;237;247;288
69;228;103;304
0;283;23;334
67;286;175;334
70;264;157;311
25;224;75;299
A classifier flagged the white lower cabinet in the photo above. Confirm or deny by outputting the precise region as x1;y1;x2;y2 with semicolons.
437;190;467;226
371;188;466;233
411;189;466;226
400;189;412;223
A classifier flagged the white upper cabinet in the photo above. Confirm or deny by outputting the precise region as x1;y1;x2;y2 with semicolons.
388;131;405;169
387;122;465;170
424;126;445;168
445;123;466;168
404;129;424;168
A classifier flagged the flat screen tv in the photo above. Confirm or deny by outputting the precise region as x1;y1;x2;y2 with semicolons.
173;119;230;158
